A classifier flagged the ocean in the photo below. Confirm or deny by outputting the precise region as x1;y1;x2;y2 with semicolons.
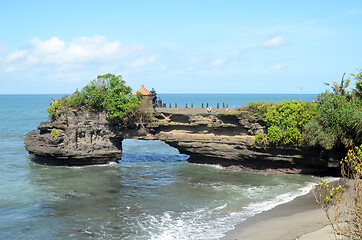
157;93;318;108
0;94;321;240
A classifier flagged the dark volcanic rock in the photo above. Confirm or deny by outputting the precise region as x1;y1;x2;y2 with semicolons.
126;109;342;175
25;107;342;174
25;110;122;165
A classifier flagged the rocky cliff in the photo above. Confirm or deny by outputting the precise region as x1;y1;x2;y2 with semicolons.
25;108;341;174
25;110;123;165
126;109;341;174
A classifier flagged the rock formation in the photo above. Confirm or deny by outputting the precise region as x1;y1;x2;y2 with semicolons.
126;109;341;174
25;108;342;174
25;110;122;165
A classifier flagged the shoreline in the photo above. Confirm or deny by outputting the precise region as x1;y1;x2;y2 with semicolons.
220;186;335;240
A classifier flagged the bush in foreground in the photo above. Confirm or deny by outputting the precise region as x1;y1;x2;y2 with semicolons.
314;144;362;239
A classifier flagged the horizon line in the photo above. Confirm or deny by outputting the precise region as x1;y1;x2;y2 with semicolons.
0;92;320;95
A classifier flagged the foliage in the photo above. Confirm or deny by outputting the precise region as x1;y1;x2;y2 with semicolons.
264;100;317;145
239;101;274;119
324;73;351;95
253;132;268;147
50;128;58;138
47;100;61;120
120;97;154;129
304;92;362;150
52;74;143;121
79;73;141;119
351;70;362;100
61;92;84;109
304;119;336;150
313;71;362;238
314;145;362;239
247;100;317;147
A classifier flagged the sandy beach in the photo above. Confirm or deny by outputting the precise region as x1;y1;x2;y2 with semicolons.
221;188;338;240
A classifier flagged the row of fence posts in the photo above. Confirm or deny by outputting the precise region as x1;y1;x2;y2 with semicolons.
158;102;229;108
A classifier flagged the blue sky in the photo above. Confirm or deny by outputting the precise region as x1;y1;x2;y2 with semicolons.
0;1;361;94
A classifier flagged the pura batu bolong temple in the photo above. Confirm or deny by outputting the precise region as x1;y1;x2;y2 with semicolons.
132;85;158;107
24;74;344;174
132;85;151;96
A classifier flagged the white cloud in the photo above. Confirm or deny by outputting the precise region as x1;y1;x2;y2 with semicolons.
271;64;285;70
5;49;28;63
260;36;285;48
2;35;146;72
210;59;224;68
129;56;156;68
30;36;65;56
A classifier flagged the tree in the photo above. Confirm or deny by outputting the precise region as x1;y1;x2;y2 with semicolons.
324;73;351;95
306;70;362;150
351;70;362;100
53;74;142;121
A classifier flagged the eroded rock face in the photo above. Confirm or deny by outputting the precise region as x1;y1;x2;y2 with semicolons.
25;108;342;174
25;110;123;165
125;109;341;174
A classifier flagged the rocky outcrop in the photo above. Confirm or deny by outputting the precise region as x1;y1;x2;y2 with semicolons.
25;110;122;165
126;109;342;175
25;108;342;174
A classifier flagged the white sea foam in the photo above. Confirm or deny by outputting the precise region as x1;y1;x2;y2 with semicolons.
142;208;245;240
66;161;119;169
208;164;224;169
243;182;316;216
141;181;322;240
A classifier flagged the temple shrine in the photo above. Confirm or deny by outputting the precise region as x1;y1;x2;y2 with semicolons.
132;85;157;107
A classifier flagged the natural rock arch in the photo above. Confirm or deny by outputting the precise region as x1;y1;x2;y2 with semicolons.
25;108;341;175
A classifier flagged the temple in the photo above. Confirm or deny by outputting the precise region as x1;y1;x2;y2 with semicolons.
132;85;157;107
132;85;151;95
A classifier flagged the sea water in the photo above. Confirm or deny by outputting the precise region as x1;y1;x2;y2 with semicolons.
157;93;317;108
0;94;321;240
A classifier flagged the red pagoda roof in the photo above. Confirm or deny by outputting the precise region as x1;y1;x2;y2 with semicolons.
132;85;151;95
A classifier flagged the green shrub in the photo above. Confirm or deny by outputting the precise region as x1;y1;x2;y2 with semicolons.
51;128;58;138
304;93;362;149
253;132;268;147
314;144;362;238
351;70;362;100
239;101;274;119
51;74;143;122
264;100;317;145
247;100;317;146
47;101;61;120
61;92;84;109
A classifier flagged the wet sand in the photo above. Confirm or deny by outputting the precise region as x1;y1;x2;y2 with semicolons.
220;189;335;240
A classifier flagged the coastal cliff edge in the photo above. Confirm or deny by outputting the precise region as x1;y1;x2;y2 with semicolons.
25;107;341;174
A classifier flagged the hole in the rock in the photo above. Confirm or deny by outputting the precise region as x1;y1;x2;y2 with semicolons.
120;139;189;163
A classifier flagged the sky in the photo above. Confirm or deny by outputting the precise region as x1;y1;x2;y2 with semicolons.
0;1;361;94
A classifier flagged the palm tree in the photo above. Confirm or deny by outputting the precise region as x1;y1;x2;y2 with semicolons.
324;73;350;95
351;71;362;100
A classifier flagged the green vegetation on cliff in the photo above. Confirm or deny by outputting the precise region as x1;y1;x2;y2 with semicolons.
244;100;317;146
47;74;144;121
304;73;362;150
47;100;62;120
50;128;58;138
248;70;362;150
264;100;317;145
